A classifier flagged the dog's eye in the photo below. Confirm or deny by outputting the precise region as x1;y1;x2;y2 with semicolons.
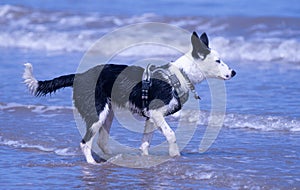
216;60;221;63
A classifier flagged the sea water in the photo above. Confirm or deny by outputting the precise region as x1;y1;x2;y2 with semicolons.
0;1;300;189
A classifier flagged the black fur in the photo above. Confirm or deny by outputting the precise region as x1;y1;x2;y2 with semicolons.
191;31;210;59
36;64;182;140
36;74;75;96
73;64;181;124
200;32;209;48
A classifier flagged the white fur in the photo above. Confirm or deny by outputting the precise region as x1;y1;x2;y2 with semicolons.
172;53;205;83
168;97;179;113
23;63;38;94
140;118;156;155
140;141;150;155
80;142;97;164
147;41;234;157
172;49;234;82
90;103;110;134
82;103;110;164
139;97;179;156
149;109;180;157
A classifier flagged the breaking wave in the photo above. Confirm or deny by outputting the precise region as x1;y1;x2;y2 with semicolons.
0;136;78;156
0;102;73;114
1;5;300;63
173;110;300;133
2;102;299;133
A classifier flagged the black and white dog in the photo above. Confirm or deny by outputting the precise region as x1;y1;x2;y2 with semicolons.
23;32;235;164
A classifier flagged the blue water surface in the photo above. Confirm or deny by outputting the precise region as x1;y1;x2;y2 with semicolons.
1;0;300;18
1;0;300;189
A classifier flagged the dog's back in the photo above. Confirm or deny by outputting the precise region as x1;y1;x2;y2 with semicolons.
73;64;144;125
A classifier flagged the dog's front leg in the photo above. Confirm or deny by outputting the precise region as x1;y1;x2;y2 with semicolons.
140;118;156;156
150;110;180;157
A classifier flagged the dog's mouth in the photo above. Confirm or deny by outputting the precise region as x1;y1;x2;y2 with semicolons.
219;70;236;80
217;76;230;80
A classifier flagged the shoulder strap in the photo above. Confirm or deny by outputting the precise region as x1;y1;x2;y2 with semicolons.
141;63;200;117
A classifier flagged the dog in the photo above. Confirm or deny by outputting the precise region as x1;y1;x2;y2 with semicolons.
23;32;236;164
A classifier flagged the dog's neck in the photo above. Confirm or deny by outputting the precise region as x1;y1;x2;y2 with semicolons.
171;53;205;84
166;63;200;101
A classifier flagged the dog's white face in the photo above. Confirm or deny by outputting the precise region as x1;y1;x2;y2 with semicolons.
196;49;235;80
190;32;236;81
173;32;235;83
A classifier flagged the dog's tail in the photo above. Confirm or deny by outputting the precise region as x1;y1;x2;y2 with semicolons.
23;63;75;96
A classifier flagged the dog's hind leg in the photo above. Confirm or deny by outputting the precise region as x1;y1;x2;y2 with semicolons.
150;110;180;157
97;109;114;155
80;122;101;164
140;118;156;156
80;103;110;164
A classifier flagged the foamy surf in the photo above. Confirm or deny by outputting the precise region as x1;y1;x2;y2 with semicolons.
0;137;78;156
0;102;73;114
1;102;299;132
1;5;300;63
171;110;300;132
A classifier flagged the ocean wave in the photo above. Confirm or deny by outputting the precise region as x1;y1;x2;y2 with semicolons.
1;5;300;63
172;110;300;132
1;102;299;132
224;114;300;132
211;37;300;63
0;137;78;156
0;102;73;114
0;5;158;52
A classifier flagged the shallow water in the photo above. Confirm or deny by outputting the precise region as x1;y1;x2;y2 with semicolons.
1;104;299;189
1;1;300;189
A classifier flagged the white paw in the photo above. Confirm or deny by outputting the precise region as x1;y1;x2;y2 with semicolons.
169;144;180;157
140;142;149;156
86;157;98;165
80;142;97;164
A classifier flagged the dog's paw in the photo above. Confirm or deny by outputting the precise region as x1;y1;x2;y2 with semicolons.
169;144;180;157
139;142;149;156
86;159;98;165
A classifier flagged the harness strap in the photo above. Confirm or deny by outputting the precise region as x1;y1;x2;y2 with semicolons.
141;63;200;117
180;70;201;100
141;64;154;117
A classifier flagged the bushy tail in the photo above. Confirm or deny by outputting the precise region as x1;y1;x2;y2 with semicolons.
23;63;75;96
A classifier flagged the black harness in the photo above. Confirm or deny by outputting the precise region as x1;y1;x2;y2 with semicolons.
141;64;200;117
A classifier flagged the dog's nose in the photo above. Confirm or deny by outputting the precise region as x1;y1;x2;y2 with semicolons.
231;70;236;77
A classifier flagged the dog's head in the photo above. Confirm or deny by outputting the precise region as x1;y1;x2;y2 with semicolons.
190;31;236;81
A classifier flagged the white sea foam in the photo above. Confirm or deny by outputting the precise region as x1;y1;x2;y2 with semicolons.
211;37;300;63
1;138;53;152
224;114;300;132
0;137;77;156
0;102;73;114
172;110;300;132
54;148;76;156
1;102;299;132
1;5;300;63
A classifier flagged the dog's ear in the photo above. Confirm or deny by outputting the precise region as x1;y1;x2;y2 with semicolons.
192;31;199;38
200;32;209;48
191;31;210;59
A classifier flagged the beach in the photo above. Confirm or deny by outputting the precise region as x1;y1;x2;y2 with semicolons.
0;1;300;189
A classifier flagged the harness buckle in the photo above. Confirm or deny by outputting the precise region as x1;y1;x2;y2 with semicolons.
142;80;151;101
168;74;181;88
